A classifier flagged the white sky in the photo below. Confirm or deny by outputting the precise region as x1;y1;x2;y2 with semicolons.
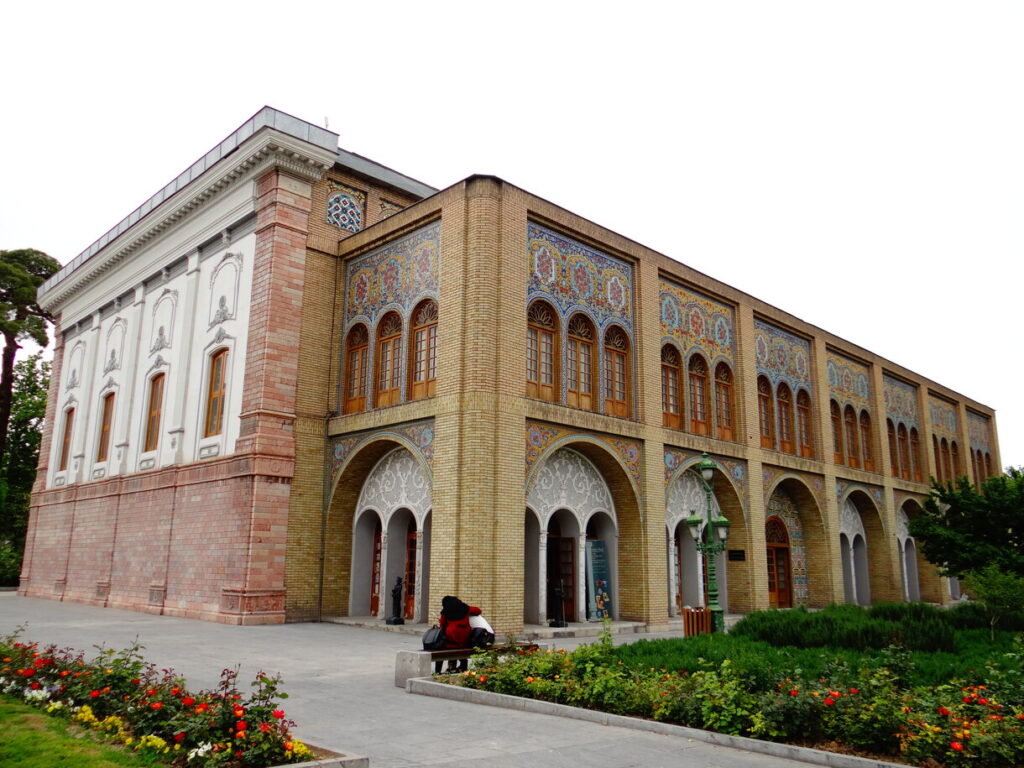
2;1;1021;469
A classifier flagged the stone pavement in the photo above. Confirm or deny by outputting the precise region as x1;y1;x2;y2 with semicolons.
0;593;818;768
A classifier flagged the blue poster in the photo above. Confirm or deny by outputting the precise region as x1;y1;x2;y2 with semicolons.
586;540;613;620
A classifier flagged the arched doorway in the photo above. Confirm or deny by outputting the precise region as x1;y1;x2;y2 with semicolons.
766;480;829;607
766;516;792;608
839;497;870;605
351;511;383;616
525;446;621;625
896;506;920;601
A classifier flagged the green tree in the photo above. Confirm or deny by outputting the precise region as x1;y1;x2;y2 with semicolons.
962;564;1024;639
0;249;60;463
0;353;49;585
908;469;1024;578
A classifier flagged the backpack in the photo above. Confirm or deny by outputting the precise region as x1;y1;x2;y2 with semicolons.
468;626;495;648
422;625;446;651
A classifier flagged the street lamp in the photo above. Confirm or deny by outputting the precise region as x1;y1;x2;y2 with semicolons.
685;452;730;633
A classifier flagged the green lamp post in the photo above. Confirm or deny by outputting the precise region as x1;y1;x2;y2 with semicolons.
685;452;731;633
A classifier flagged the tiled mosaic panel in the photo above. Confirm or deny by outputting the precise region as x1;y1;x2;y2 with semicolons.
754;320;812;393
827;352;871;411
835;480;884;509
379;200;403;220
664;447;747;506
527;223;633;332
330;419;435;482
659;279;734;366
883;375;919;429
967;411;991;452
327;182;367;233
762;467;826;512
526;422;641;490
345;221;440;326
929;398;959;439
766;488;809;606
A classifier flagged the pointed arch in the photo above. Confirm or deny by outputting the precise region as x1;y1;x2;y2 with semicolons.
765;477;831;607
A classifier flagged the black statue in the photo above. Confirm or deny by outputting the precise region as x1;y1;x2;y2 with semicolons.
386;576;405;625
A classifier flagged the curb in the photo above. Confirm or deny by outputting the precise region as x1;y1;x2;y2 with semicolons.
272;756;368;768
407;678;905;768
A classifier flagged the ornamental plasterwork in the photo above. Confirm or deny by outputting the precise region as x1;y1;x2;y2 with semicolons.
895;508;911;544
379;200;403;220
835;480;884;509
66;341;85;390
331;420;435;482
666;471;722;534
839;498;866;541
103;320;126;374
209;252;242;328
664;447;747;507
762;466;826;511
356;447;431;527
150;289;177;354
525;422;641;490
527;447;615;527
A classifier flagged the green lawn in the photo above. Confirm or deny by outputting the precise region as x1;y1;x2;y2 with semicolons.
0;698;168;767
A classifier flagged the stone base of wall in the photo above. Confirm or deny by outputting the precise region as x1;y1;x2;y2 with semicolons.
19;453;291;625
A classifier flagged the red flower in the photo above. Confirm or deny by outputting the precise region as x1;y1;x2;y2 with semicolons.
23;668;34;677
182;697;195;706
789;689;799;696
978;698;988;705
146;688;157;697
272;709;285;719
90;690;101;698
30;682;40;690
478;675;487;683
951;742;964;751
963;696;973;703
235;721;248;731
174;732;185;743
151;701;163;710
259;723;272;733
235;730;246;740
170;687;180;695
824;697;835;706
847;687;858;695
196;702;209;713
284;742;294;751
131;678;141;685
233;707;244;718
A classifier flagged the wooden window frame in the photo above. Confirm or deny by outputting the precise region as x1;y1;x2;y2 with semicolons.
688;355;710;435
832;401;844;464
526;301;558;402
375;312;403;408
940;437;952;483
843;405;860;468
859;411;874;471
796;389;813;458
714;362;735;441
777;383;795;455
59;407;75;472
602;326;630;418
409;300;438;401
897;424;911;481
661;345;682;429
757;376;775;450
567;314;596;411
343;324;369;414
910;428;922;482
204;348;229;438
144;373;165;453
932;434;942;483
951;440;961;479
888;420;900;476
96;392;115;462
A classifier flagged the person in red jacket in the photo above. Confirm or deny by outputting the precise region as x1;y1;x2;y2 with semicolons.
435;595;474;673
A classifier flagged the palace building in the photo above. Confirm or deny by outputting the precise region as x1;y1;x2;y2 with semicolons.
20;107;1001;630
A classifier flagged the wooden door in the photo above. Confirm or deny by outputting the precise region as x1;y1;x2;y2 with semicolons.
370;519;382;615
546;536;576;622
403;521;417;620
766;516;792;608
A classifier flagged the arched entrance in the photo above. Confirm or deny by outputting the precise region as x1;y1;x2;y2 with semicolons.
839;498;869;605
766;516;792;608
896;506;921;601
347;447;432;621
766;480;829;607
525;446;627;625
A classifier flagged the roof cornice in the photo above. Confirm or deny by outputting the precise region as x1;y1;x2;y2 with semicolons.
39;111;338;312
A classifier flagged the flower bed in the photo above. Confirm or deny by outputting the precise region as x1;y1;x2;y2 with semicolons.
450;628;1024;767
0;628;312;767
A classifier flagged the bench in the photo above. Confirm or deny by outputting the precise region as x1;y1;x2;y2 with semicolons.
395;642;543;688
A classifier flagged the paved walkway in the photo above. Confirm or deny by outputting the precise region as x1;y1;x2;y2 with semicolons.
1;593;815;768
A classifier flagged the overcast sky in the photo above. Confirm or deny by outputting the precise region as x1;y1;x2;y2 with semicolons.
2;1;1021;469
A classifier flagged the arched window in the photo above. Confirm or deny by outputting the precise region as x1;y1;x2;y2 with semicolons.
567;314;596;411
144;373;165;453
844;405;860;468
96;392;115;462
940;438;952;483
343;324;369;414
661;345;682;429
59;407;75;472
897;424;911;480
951;441;961;479
795;390;813;458
832;401;844;464
714;362;735;441
603;326;630;418
688;355;710;435
910;428;922;482
859;411;874;471
204;349;229;438
526;301;558;402
375;312;403;408
985;452;993;478
777;384;795;454
932;435;942;482
888;420;899;476
975;449;985;484
409;300;438;401
757;376;775;450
